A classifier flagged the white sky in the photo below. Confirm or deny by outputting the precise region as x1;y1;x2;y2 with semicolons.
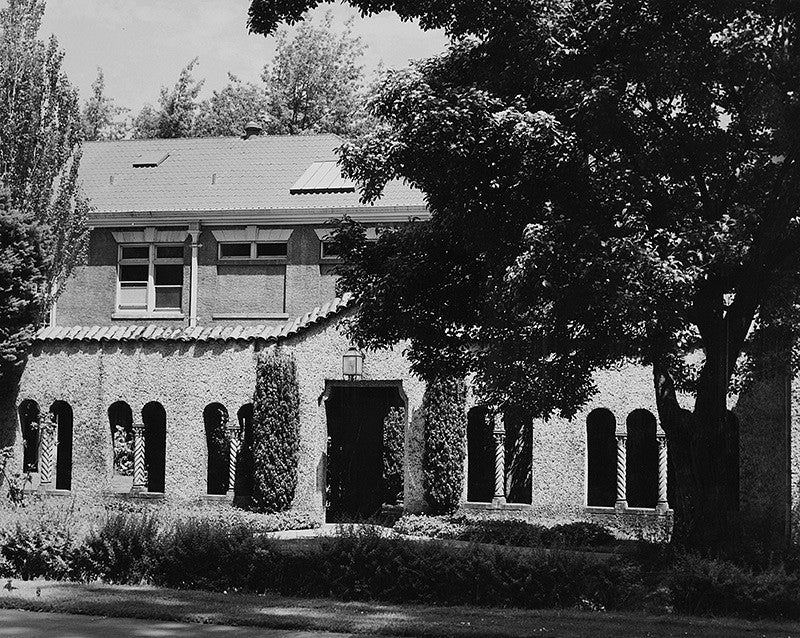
38;0;448;112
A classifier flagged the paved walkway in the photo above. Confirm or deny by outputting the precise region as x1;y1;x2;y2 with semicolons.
0;609;385;638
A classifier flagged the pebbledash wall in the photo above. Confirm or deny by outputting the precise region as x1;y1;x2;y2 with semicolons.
9;301;797;540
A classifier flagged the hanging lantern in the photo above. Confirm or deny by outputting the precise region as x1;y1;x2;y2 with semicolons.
342;346;364;380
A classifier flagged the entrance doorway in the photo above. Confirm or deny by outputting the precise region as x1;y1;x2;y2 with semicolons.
324;381;405;522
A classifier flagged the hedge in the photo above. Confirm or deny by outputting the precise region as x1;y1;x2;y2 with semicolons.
422;377;467;513
382;406;405;504
250;349;300;512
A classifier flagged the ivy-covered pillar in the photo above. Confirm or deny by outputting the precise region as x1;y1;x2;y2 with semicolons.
615;433;628;511
132;422;146;492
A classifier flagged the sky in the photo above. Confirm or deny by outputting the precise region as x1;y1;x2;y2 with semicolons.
39;0;448;113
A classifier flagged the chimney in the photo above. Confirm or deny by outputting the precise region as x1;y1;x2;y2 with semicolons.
243;121;263;139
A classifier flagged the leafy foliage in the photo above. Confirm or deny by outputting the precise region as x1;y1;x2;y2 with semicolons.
0;0;89;380
422;378;466;513
81;67;128;141
249;349;300;512
82;511;159;584
131;58;204;139
193;73;269;136
382;407;405;504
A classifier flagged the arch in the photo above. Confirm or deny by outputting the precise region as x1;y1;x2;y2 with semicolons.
49;401;73;491
504;405;532;504
586;408;617;507
466;405;493;503
108;401;134;477
18;400;41;473
626;409;658;508
234;403;254;500
142;401;167;493
204;403;229;495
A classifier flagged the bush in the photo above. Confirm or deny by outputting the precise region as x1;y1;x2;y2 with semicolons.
541;522;616;548
668;554;800;619
250;350;300;512
422;378;466;514
0;521;78;580
382;407;405;505
153;518;259;591
82;511;160;584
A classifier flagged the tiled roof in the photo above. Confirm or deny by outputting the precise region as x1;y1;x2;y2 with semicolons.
80;135;424;215
34;294;356;344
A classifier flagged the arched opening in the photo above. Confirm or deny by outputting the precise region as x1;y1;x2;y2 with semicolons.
50;401;73;491
234;403;253;501
142;402;166;493
586;408;617;507
466;406;493;502
204;403;229;495
504;405;532;504
18;400;41;473
626;409;658;508
108;401;134;478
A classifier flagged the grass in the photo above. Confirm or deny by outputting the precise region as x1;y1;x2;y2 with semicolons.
1;579;800;638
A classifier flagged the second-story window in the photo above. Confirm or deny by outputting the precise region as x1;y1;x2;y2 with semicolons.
117;244;184;313
218;241;287;259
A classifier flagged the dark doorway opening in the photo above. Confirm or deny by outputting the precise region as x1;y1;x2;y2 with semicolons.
324;382;405;522
142;401;166;493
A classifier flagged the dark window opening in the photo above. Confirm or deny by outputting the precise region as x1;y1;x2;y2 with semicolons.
142;401;167;493
18;400;41;473
220;243;251;258
467;406;493;503
50;401;73;491
586;408;617;507
256;242;287;257
233;403;254;503
204;403;229;495
108;401;134;477
626;409;658;508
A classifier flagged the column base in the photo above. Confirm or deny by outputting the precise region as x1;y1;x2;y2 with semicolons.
656;501;669;514
492;496;507;507
38;482;52;492
130;484;147;494
615;500;628;513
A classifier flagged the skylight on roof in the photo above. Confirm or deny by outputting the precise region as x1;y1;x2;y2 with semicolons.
132;152;170;168
290;161;355;194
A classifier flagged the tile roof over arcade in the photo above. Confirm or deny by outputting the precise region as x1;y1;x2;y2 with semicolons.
81;135;425;218
34;294;356;344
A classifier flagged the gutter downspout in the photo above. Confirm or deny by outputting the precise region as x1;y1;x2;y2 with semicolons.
189;223;201;328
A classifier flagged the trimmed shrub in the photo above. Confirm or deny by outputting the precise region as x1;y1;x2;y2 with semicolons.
0;521;78;580
668;554;800;619
541;522;616;548
422;377;466;513
382;407;405;504
153;518;258;591
250;349;300;512
82;511;160;584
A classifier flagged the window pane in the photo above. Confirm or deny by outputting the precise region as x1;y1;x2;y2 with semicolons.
220;243;251;258
256;242;287;257
156;245;184;259
155;287;182;310
154;264;183;286
120;245;149;260
119;284;147;308
119;264;148;282
321;241;339;258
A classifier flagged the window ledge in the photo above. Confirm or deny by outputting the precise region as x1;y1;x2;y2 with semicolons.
462;501;532;511
211;313;289;321
216;259;287;266
112;312;185;320
585;506;672;515
202;494;232;502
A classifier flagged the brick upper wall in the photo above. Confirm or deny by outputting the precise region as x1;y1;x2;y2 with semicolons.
55;225;345;328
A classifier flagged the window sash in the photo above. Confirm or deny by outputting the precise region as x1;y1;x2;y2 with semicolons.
219;241;288;260
117;243;184;313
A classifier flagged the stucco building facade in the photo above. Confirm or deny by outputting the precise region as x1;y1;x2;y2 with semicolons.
4;130;798;544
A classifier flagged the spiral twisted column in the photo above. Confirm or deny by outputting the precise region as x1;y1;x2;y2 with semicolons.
227;425;241;497
38;415;56;490
132;423;146;492
656;434;669;514
615;434;627;511
492;412;506;505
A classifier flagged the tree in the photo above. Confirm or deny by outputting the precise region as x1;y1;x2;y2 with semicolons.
263;11;366;135
193;73;269;137
0;0;89;384
81;68;128;141
131;58;204;139
250;1;800;551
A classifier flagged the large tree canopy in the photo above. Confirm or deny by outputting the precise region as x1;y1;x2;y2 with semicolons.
0;0;88;380
250;0;800;550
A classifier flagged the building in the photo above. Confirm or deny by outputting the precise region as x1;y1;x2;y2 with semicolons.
5;131;798;544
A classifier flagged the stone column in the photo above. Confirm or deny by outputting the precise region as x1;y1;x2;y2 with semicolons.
656;434;669;514
615;433;628;511
38;414;56;490
227;424;241;497
132;423;146;492
492;412;506;506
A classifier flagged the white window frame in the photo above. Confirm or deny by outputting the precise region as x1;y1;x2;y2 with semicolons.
117;243;184;314
217;240;288;261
